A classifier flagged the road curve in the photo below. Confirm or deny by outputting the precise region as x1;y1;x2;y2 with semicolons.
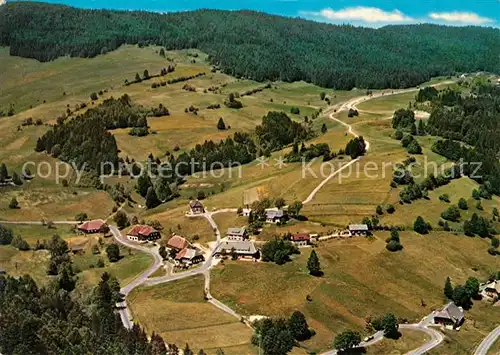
474;325;500;355
400;324;443;355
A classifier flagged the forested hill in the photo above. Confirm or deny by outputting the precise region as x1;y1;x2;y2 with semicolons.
1;2;499;89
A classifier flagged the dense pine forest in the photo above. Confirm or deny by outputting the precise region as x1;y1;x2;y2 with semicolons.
1;2;499;89
426;84;500;195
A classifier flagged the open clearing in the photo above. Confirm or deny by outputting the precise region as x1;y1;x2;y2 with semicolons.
128;276;254;353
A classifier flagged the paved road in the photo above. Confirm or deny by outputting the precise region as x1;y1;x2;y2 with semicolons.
474;325;500;355
0;220;77;225
108;225;163;329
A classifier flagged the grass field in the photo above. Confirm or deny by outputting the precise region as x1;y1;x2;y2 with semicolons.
364;329;430;354
211;231;500;353
128;276;254;353
0;224;153;288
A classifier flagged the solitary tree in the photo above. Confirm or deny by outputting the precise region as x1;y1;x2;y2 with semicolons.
413;216;429;234
217;117;226;130
333;330;361;351
143;70;150;80
11;172;22;186
288;311;310;341
458;198;468;210
376;205;384;215
8;197;19;209
320;92;326;100
444;277;454;299
90;92;98;101
114;211;129;229
106;244;120;262
321;123;328;134
307;250;322;276
0;163;8;182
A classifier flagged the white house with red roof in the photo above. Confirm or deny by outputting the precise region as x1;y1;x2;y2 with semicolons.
291;233;310;247
77;219;109;234
126;225;161;242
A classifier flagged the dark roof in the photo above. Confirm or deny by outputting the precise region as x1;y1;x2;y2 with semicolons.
190;200;204;208
435;302;464;323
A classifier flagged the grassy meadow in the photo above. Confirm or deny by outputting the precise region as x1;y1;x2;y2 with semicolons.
211;231;500;353
128;276;255;354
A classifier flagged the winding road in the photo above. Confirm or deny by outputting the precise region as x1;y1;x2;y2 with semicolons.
4;79;490;354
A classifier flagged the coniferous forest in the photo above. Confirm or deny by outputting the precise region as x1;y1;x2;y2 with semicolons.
0;2;499;89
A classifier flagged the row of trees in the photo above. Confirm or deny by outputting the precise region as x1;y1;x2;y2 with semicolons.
444;276;479;310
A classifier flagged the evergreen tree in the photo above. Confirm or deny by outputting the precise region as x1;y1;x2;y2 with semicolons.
307;250;321;276
321;123;327;134
11;172;22;186
288;311;310;341
376;205;383;215
136;171;152;197
0;163;8;182
143;69;150;79
8;197;19;209
145;186;161;209
135;73;141;82
444;277;454;299
458;198;468;210
217;117;226;130
114;211;129;229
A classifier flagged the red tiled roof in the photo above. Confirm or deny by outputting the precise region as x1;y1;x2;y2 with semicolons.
128;225;157;237
291;233;310;241
78;219;106;231
175;248;196;260
167;235;190;250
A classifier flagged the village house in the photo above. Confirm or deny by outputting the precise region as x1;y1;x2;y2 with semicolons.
214;240;258;259
175;248;204;266
349;224;369;236
291;233;310;247
189;200;205;215
480;280;500;300
242;208;252;217
167;235;191;251
226;227;248;241
433;302;465;329
127;225;161;242
265;209;287;224
77;219;109;234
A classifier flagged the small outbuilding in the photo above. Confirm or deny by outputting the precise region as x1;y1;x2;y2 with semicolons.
189;200;205;214
348;224;369;236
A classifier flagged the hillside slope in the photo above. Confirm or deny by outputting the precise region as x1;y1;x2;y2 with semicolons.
0;2;499;89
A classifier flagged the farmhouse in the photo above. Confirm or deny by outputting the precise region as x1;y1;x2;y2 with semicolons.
349;224;369;236
167;235;191;251
175;248;204;265
77;219;109;234
214;240;258;259
127;225;161;242
481;280;500;300
226;227;248;241
189;200;205;214
291;233;310;247
242;208;251;217
265;209;287;224
433;302;464;329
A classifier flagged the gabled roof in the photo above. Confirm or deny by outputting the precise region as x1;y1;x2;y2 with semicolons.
435;302;464;323
215;240;257;255
128;225;158;237
227;227;246;236
292;233;310;241
167;235;190;250
175;248;197;260
484;280;500;293
78;219;106;231
349;224;369;231
189;200;204;208
266;209;284;219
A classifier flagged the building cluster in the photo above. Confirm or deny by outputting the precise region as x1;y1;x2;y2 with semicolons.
166;235;204;267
